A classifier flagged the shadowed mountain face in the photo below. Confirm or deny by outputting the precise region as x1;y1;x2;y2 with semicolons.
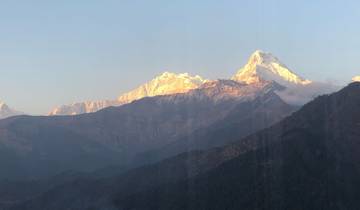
114;82;360;210
0;80;294;181
133;88;295;165
9;83;359;210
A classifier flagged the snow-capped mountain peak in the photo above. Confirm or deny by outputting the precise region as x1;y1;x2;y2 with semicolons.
116;71;208;104
49;51;339;116
352;76;360;82
248;50;281;65
49;72;208;116
232;50;312;87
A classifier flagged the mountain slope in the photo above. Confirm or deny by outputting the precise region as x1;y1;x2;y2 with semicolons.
115;82;360;210
49;72;208;115
0;80;293;181
133;87;295;165
49;50;339;116
10;82;360;210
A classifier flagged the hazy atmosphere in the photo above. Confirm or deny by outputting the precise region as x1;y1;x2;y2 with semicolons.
1;1;360;210
1;0;359;114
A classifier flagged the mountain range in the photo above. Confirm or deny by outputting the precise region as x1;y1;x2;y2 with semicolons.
48;72;208;116
7;81;360;210
112;82;360;210
0;50;343;181
0;50;351;119
0;50;358;210
0;78;295;181
48;50;339;116
0;50;315;181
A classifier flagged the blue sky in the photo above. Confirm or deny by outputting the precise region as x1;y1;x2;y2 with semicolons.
0;0;359;114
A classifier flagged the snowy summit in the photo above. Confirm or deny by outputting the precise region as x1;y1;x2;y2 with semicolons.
49;72;208;116
352;76;360;82
232;50;312;87
49;50;339;116
117;72;208;104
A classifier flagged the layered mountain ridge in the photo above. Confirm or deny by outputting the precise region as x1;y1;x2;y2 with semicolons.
0;50;341;185
9;82;360;210
0;52;356;209
0;78;295;181
114;82;360;210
